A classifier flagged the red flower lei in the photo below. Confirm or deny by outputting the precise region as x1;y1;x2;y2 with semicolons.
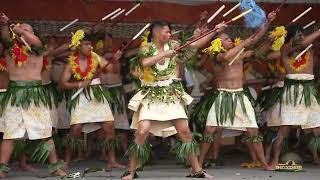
69;51;99;80
12;40;29;67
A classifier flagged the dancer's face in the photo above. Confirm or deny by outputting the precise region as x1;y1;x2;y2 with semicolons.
219;33;234;49
290;31;304;45
154;26;171;43
79;40;92;56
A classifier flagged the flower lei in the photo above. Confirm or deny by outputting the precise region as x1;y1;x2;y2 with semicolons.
69;30;85;50
268;58;286;74
0;57;7;72
269;26;287;51
140;42;176;83
68;51;100;80
288;51;310;72
234;38;242;46
140;30;150;48
42;56;51;71
11;39;29;67
202;38;226;55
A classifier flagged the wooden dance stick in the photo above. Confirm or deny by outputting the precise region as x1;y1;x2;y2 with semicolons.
292;7;312;23
101;8;122;21
303;20;316;30
295;44;313;60
20;37;32;51
223;2;241;17
125;3;141;16
110;9;126;20
207;5;225;23
60;19;79;31
97;23;150;74
228;48;245;66
175;9;252;52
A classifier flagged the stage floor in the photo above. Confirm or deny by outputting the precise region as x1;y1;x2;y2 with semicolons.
6;157;320;180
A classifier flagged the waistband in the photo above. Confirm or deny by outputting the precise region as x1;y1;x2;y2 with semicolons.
286;74;314;81
9;80;42;88
217;88;243;92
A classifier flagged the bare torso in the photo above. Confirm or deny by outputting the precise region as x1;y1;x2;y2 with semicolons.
0;71;9;89
100;52;122;85
51;62;65;82
7;54;43;81
214;59;243;89
41;58;53;84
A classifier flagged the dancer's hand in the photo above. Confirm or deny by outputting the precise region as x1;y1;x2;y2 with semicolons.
215;22;227;33
80;80;92;88
113;50;123;61
267;11;277;22
193;27;203;38
162;49;176;58
0;13;9;24
200;11;209;21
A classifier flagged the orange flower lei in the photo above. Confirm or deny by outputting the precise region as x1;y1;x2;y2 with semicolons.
0;57;7;72
11;40;29;67
68;51;99;80
288;51;310;72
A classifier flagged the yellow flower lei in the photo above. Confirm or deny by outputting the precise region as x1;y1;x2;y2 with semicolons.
140;30;150;47
95;40;104;51
69;29;85;50
203;38;226;55
234;38;242;46
68;51;100;80
269;26;287;51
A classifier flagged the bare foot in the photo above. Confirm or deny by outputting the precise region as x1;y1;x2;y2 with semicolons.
0;172;7;179
19;164;37;172
121;171;138;180
52;169;67;177
264;166;276;171
203;172;214;179
263;162;276;171
108;162;126;169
